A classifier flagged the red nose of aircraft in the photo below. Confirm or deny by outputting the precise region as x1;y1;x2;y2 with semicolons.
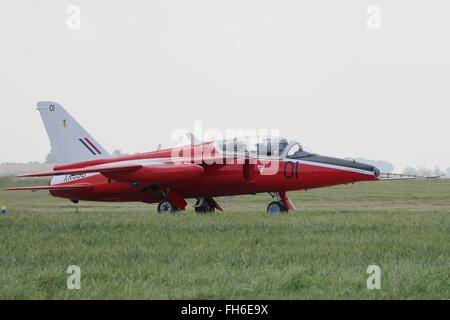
289;152;381;181
334;157;381;180
315;155;381;182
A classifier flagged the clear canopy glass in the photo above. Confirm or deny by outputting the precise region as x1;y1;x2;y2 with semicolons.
214;137;307;159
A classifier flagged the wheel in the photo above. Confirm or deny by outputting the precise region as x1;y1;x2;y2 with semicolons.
195;206;215;213
266;201;288;215
195;198;215;214
157;200;177;214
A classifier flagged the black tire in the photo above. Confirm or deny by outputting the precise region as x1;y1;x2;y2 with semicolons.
266;201;288;215
157;200;177;214
195;199;215;214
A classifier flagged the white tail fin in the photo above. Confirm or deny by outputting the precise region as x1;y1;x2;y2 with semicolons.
37;101;110;164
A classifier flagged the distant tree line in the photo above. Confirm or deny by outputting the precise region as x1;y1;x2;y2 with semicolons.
402;166;447;177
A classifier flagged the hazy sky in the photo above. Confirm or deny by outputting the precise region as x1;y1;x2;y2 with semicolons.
1;0;449;171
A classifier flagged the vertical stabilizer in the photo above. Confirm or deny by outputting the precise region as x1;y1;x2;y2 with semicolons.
37;101;110;163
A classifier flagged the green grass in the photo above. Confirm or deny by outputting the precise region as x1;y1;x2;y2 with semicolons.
0;177;449;299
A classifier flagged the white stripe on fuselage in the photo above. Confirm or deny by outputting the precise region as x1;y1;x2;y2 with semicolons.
295;159;375;176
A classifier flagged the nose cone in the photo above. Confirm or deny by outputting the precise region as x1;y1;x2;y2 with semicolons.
293;154;380;180
347;160;380;179
373;167;381;178
332;157;380;178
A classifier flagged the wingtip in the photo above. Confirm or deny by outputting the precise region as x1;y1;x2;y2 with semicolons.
16;173;37;178
16;172;55;178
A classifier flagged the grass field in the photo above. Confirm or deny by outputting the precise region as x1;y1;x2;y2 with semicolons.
0;177;449;299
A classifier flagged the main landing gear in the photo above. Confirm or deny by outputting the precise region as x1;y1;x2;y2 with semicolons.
156;188;221;214
194;198;215;213
157;200;179;214
157;198;218;214
156;188;183;214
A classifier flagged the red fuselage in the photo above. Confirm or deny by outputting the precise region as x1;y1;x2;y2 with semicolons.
49;142;379;203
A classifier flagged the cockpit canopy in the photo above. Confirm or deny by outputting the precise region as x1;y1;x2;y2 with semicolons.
214;137;313;159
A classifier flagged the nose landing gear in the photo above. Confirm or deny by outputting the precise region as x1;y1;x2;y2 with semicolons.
267;201;288;214
267;191;294;214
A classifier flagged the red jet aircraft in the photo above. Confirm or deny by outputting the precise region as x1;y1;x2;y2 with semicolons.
4;102;380;214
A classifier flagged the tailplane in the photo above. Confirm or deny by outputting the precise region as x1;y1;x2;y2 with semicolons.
37;101;110;163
